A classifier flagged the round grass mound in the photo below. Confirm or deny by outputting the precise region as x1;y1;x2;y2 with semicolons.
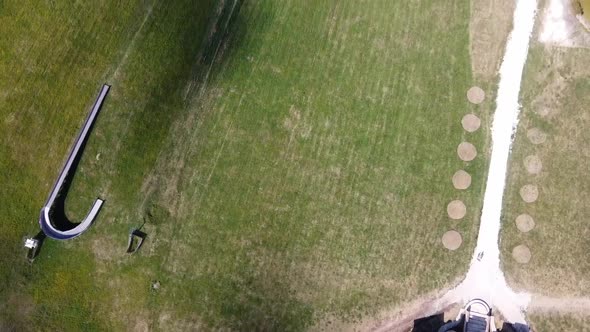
452;170;471;190
467;86;485;104
512;244;532;264
442;230;462;250
457;142;477;161
447;200;467;220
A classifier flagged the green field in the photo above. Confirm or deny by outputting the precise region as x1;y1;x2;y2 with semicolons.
0;0;491;330
578;0;590;21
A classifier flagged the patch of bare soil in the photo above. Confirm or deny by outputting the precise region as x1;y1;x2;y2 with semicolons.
512;244;532;264
527;128;547;145
447;200;467;220
519;184;539;203
528;61;573;121
462;114;481;132
457;142;477;161
452;170;472;190
515;213;535;233
442;230;463;250
469;0;516;79
524;155;542;174
467;86;486;104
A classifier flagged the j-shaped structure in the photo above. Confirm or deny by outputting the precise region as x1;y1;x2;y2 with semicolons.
39;84;110;240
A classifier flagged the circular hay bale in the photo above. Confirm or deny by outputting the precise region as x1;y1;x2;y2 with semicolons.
515;214;535;233
442;230;462;250
461;114;481;132
452;170;472;190
524;155;542;174
457;142;477;161
447;200;467;219
512;245;531;264
527;128;547;144
520;184;539;203
467;86;485;104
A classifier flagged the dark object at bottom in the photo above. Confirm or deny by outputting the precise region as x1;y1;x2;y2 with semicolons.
126;229;147;253
412;299;530;332
413;318;530;332
412;314;445;332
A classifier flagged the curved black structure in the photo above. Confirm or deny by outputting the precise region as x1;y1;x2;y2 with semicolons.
39;84;110;240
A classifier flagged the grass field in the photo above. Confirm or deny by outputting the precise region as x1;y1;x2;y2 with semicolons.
501;40;590;300
0;0;217;329
529;313;590;331
0;0;493;330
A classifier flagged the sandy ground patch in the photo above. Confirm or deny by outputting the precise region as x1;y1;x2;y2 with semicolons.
515;214;535;233
467;86;486;104
447;200;467;219
527;128;547;144
457;142;477;161
519;184;539;203
512;244;532;264
452;170;472;190
442;230;463;250
461;114;481;132
524;155;542;174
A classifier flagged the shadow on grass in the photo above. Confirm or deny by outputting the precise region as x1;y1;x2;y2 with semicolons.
185;0;246;97
104;0;247;202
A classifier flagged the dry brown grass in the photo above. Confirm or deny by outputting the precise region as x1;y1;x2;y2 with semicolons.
469;0;515;80
528;312;590;332
501;32;590;299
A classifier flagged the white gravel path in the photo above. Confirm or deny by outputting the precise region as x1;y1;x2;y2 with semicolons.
440;0;538;323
